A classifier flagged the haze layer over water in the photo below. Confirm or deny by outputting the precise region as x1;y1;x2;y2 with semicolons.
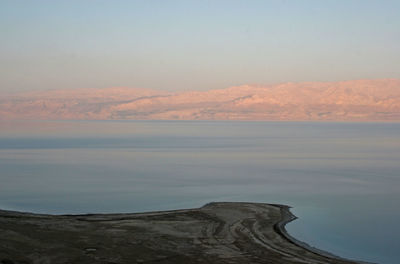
0;121;399;264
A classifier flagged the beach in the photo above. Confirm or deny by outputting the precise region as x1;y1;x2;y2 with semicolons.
0;202;364;264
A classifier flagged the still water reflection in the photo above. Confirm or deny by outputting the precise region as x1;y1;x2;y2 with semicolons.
0;121;399;263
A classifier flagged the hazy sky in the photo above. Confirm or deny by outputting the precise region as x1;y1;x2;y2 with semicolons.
1;0;399;93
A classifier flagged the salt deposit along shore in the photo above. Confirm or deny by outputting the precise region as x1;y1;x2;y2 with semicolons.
0;202;370;264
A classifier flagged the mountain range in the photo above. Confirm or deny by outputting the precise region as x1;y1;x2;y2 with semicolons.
1;79;399;121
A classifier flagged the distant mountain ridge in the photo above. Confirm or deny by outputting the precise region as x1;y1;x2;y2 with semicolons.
1;79;400;121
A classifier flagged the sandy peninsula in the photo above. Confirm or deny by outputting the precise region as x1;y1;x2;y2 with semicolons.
0;202;367;264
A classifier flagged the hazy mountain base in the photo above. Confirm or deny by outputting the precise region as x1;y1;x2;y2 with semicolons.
0;202;363;264
1;79;399;121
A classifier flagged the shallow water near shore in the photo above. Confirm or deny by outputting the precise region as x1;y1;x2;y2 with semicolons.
0;120;399;264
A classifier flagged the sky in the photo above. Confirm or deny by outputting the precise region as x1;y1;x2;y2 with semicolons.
1;0;400;93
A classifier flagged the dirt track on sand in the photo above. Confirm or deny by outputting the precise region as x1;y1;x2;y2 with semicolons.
0;202;364;264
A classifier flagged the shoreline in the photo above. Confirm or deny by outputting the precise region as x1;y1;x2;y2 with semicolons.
0;202;369;264
271;204;374;264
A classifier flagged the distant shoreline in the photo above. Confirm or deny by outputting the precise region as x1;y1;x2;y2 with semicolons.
1;79;399;122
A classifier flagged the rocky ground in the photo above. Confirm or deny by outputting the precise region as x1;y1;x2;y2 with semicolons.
0;202;363;264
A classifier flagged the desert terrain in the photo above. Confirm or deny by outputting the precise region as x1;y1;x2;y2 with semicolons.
1;79;399;121
0;202;365;264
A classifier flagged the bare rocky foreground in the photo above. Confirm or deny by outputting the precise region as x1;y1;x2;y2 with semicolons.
0;202;362;264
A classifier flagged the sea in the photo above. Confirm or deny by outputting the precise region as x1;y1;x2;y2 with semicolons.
0;120;399;264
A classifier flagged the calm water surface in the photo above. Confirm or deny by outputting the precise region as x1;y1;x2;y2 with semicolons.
0;121;399;264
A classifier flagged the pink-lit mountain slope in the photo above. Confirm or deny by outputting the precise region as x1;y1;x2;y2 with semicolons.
1;79;399;121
